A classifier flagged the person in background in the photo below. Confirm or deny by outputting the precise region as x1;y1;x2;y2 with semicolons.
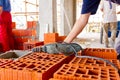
0;0;14;52
100;0;117;48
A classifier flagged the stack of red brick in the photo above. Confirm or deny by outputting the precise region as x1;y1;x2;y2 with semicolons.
12;21;38;50
23;33;66;50
0;48;119;80
3;28;118;80
0;52;74;80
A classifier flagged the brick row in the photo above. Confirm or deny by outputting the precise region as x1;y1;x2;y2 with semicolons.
53;64;120;80
23;41;44;50
82;48;117;59
69;57;120;69
12;29;37;37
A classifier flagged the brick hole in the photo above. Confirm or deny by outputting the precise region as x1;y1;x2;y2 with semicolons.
88;70;98;75
106;64;111;66
109;74;116;77
66;72;72;75
86;66;92;69
101;69;107;72
26;61;31;63
27;45;32;49
93;67;99;70
109;71;115;74
37;70;42;73
27;64;35;68
82;75;89;78
110;78;117;80
91;75;98;79
96;60;104;64
9;65;14;68
65;65;69;68
37;66;41;68
69;69;74;72
74;73;81;77
45;65;50;68
63;67;67;70
86;60;94;63
99;64;104;66
101;78;108;80
109;69;115;71
71;66;76;69
57;72;63;75
18;68;23;70
49;63;53;66
1;66;6;68
85;63;91;65
101;49;105;52
37;62;41;64
74;58;79;62
41;63;45;66
106;49;110;52
41;67;46;70
61;70;66;72
111;49;114;52
93;49;96;51
44;57;50;60
112;60;117;62
79;59;86;64
97;49;102;52
12;67;17;69
18;63;27;67
78;66;84;69
76;69;86;74
33;68;38;71
100;75;107;78
92;64;98;66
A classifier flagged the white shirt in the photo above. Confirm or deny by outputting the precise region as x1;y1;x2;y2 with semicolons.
101;0;117;23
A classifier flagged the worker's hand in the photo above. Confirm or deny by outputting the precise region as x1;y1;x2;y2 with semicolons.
0;6;3;15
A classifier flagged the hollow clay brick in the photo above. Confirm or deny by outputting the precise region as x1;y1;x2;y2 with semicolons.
82;48;117;59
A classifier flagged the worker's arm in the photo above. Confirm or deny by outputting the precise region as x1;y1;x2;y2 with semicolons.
64;0;100;43
64;13;91;43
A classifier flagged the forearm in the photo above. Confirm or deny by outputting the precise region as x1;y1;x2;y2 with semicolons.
64;13;91;43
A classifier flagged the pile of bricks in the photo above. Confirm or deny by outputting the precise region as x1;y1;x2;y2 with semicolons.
12;21;38;50
0;48;119;80
23;33;66;50
0;52;74;80
4;31;119;80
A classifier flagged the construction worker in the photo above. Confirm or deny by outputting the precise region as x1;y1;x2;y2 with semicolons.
0;0;14;52
64;0;120;43
100;0;117;48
